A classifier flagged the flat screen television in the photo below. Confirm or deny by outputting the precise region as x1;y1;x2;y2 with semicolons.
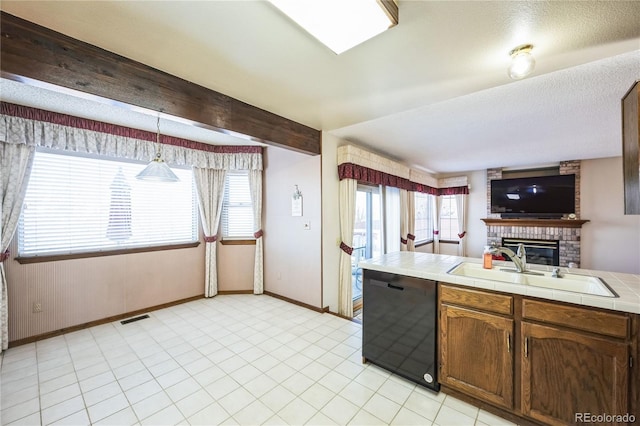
490;174;576;218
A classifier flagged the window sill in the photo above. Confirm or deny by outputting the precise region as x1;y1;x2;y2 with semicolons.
220;239;256;246
415;239;434;248
15;241;201;264
439;240;460;244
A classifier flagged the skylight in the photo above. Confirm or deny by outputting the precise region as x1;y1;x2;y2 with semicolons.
269;0;398;54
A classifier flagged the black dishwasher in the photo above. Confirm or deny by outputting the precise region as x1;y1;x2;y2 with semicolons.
362;269;439;392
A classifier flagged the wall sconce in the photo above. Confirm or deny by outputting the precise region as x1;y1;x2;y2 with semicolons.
508;44;535;80
292;185;303;216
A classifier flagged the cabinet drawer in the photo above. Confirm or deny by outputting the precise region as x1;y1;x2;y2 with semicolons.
522;299;629;339
440;284;513;316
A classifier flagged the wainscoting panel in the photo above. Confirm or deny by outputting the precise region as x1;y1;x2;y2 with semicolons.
4;237;205;342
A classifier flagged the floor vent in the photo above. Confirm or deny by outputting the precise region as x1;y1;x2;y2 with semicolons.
120;314;150;325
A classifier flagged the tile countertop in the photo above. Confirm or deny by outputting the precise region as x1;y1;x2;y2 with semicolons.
359;252;640;315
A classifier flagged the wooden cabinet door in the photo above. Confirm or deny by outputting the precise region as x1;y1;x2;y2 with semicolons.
440;304;514;409
521;322;629;426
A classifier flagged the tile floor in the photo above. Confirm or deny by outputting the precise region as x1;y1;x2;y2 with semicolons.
0;295;517;425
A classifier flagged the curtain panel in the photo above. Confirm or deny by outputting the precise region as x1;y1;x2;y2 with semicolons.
456;194;468;257
399;189;409;251
433;195;442;254
0;142;35;351
338;179;357;318
248;170;264;295
407;192;416;252
193;168;227;298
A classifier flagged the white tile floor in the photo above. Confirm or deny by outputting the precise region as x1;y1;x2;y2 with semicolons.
0;295;517;426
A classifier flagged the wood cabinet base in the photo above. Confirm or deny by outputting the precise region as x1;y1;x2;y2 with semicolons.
439;283;638;426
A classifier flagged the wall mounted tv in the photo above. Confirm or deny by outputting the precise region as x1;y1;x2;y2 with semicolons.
490;174;576;218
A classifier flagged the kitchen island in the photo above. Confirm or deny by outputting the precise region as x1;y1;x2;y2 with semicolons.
359;252;639;426
359;252;640;314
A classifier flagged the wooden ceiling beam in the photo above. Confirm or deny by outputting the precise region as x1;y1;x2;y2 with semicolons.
0;12;321;155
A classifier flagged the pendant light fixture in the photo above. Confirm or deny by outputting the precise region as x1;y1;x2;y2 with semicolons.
508;44;535;80
136;115;179;182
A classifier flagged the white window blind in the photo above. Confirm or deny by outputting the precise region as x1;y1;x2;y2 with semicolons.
18;150;198;257
221;171;254;238
439;195;460;240
414;192;434;243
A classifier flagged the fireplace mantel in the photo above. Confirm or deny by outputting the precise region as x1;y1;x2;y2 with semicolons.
481;218;589;228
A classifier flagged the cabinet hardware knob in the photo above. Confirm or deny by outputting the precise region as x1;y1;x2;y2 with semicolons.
507;333;511;353
524;337;529;358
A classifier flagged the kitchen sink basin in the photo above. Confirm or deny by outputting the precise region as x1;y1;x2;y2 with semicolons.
446;262;617;298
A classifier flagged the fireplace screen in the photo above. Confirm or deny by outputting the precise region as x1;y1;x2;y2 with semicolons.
501;238;560;266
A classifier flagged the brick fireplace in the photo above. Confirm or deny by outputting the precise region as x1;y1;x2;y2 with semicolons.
485;161;586;268
484;220;583;267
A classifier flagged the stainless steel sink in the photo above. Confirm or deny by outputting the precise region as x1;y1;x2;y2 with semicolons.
446;262;617;298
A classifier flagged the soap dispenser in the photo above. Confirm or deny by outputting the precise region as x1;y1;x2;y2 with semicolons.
483;246;493;269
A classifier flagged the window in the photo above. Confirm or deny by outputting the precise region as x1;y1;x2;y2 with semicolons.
221;171;254;238
383;186;400;254
354;185;382;259
18;149;198;257
439;195;460;241
414;192;434;243
353;184;382;302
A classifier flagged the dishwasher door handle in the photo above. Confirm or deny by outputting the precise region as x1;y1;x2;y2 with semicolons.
387;283;404;291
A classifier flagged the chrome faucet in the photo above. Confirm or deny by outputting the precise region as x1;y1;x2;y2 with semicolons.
517;243;527;272
488;243;528;273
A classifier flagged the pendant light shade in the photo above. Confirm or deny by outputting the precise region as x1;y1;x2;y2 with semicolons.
136;154;179;182
136;116;179;182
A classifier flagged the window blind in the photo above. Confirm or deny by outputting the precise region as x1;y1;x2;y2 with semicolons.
439;195;459;240
221;171;254;238
18;150;198;256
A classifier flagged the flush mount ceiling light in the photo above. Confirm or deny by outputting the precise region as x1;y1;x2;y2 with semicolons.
268;0;398;54
508;44;535;80
136;115;179;182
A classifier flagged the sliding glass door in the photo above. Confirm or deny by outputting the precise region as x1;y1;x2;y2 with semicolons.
352;185;382;304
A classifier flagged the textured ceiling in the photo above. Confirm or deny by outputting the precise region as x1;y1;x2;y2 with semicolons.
1;1;640;173
334;51;640;173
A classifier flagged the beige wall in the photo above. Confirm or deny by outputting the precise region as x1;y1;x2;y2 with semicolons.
218;244;255;292
321;133;342;313
263;146;322;308
447;169;490;260
5;238;205;342
580;156;640;273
